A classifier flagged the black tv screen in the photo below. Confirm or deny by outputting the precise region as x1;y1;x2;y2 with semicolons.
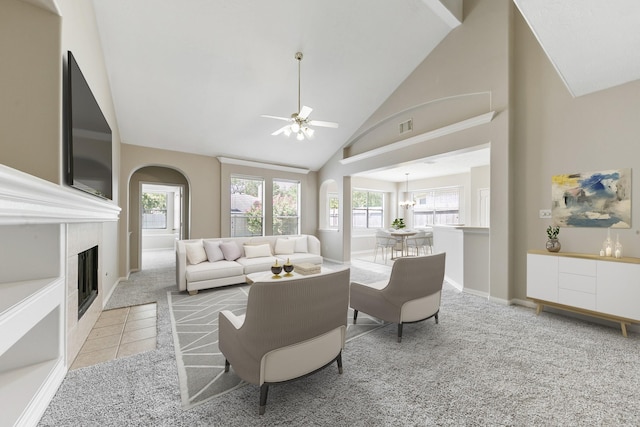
64;51;113;200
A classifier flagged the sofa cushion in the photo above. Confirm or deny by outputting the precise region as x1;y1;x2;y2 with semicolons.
220;241;242;261
186;241;208;265
236;256;278;274
203;240;224;262
275;238;295;255
275;253;323;266
186;261;244;282
289;235;308;253
244;243;272;259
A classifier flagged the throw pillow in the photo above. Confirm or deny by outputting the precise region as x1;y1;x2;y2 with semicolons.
289;235;308;253
243;243;272;259
274;238;295;255
220;241;242;261
203;240;224;262
185;241;207;265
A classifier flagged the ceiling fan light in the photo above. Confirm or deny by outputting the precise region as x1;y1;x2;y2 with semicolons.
296;132;304;141
291;122;300;133
283;127;292;137
305;127;315;137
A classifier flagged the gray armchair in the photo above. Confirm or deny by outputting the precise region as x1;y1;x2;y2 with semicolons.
219;268;350;415
350;253;445;342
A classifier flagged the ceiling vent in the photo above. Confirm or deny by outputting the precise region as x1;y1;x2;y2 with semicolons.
399;119;413;134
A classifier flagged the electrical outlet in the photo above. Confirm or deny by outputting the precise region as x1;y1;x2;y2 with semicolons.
539;209;552;219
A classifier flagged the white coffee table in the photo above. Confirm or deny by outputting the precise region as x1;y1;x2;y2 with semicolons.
246;266;332;284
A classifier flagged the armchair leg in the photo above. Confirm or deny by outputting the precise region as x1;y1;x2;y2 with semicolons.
336;352;343;374
397;323;403;343
435;312;439;324
259;384;269;415
224;359;230;373
353;309;358;324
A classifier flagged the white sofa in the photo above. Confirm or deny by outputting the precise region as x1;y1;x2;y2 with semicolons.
176;234;323;295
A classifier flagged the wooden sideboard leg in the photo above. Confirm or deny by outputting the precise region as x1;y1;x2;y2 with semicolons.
535;303;543;315
620;322;628;338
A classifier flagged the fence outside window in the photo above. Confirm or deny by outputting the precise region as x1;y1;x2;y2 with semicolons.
412;187;461;226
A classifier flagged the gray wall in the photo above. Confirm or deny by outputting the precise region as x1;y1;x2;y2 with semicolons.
1;0;122;297
319;0;511;301
511;10;640;301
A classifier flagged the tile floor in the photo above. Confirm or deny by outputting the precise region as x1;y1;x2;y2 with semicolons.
70;302;157;370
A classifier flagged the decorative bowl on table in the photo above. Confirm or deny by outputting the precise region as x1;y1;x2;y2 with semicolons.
271;260;283;279
283;258;294;276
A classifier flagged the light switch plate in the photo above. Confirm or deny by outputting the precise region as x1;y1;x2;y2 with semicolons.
539;209;552;219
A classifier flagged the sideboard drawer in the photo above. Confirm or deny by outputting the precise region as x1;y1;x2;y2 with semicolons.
558;272;596;293
559;257;596;276
558;288;596;311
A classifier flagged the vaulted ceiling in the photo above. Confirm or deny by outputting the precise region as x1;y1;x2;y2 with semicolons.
87;0;639;175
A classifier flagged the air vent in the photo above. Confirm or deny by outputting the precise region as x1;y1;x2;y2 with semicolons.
399;119;413;134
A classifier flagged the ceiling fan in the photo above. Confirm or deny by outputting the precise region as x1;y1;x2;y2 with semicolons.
261;52;338;141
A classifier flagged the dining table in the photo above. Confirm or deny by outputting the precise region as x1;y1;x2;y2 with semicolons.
389;229;417;258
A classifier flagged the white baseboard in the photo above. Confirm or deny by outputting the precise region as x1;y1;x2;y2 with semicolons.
444;275;463;292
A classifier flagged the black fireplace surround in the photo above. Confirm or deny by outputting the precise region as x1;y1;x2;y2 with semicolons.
78;245;98;319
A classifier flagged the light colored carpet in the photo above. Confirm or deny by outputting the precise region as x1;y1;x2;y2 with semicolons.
39;250;640;426
168;280;385;409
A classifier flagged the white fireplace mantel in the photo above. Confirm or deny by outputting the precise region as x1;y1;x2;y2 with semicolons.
0;163;120;225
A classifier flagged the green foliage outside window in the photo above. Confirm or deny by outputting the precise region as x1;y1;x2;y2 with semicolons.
142;192;167;211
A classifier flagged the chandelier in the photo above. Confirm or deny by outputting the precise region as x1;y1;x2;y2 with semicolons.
399;173;415;209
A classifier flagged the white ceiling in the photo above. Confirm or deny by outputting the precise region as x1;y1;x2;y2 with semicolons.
87;0;639;178
354;145;490;182
513;0;640;97
91;0;460;171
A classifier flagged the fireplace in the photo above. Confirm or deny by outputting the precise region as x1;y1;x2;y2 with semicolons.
78;245;99;319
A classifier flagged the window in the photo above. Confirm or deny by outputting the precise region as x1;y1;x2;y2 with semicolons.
413;187;461;226
231;176;264;237
328;192;339;229
273;179;300;235
352;190;384;229
142;192;167;229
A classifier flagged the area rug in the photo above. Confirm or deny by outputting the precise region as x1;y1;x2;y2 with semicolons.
168;282;385;409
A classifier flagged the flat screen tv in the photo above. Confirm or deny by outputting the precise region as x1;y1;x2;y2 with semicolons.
64;51;113;200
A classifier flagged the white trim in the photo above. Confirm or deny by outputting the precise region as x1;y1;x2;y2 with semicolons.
340;111;495;165
444;275;463;292
218;157;310;175
464;288;489;299
0;164;120;225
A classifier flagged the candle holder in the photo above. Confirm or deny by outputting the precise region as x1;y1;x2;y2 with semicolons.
614;233;623;259
602;228;613;257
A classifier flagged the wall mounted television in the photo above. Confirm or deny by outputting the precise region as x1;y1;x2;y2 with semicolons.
64;51;113;200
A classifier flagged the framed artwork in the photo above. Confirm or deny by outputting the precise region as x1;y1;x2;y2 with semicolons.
551;168;631;228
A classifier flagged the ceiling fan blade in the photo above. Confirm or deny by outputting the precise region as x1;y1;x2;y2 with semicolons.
298;105;313;120
271;125;291;136
308;120;339;128
261;114;291;122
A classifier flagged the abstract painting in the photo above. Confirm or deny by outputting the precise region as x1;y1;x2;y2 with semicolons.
551;169;631;228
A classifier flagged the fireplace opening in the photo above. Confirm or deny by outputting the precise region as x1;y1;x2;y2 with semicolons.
78;245;98;319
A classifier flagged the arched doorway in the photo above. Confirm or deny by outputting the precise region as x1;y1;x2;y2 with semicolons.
128;166;190;272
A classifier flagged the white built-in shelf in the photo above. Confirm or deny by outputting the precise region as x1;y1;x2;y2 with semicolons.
0;164;120;426
0;278;59;317
0;359;63;426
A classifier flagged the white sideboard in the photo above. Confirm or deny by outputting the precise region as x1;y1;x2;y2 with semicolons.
527;250;640;337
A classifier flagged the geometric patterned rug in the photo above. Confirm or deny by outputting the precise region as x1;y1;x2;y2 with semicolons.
168;284;385;409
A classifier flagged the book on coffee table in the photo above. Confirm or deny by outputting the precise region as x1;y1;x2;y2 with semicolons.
293;262;321;275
